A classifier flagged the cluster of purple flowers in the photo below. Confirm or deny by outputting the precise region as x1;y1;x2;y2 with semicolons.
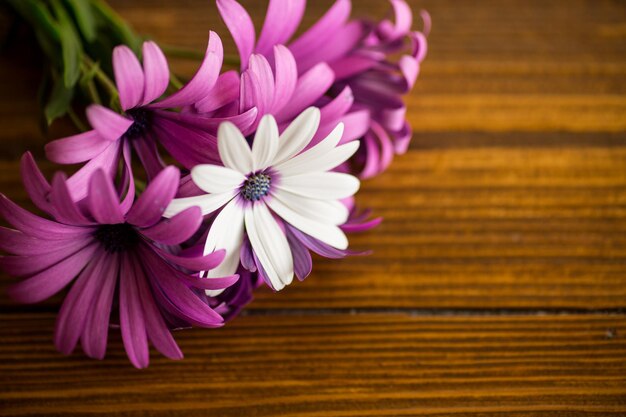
1;0;428;367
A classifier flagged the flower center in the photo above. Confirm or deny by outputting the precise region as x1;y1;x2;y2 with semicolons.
241;173;271;201
94;223;139;253
123;108;152;140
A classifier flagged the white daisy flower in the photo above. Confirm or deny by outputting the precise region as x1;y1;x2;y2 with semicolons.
164;107;360;291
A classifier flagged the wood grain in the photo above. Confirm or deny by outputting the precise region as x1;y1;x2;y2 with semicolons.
0;0;625;415
1;313;625;416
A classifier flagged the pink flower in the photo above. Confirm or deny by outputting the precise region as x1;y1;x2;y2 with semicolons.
45;32;257;201
1;154;238;368
216;0;429;178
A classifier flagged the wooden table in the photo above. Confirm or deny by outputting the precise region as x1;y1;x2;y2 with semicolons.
1;0;625;415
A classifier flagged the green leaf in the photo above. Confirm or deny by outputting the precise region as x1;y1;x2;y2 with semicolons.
50;0;83;88
91;0;142;53
64;0;97;42
44;74;74;125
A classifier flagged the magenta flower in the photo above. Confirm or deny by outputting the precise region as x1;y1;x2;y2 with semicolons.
165;108;361;291
196;43;370;150
216;0;429;178
45;32;257;200
1;154;238;368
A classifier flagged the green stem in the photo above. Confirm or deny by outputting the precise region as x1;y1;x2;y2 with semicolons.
170;73;183;90
84;78;102;104
82;55;120;111
67;107;88;132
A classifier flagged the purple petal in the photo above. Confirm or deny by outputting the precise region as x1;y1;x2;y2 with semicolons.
378;0;413;39
86;105;133;142
289;0;352;73
285;227;312;281
271;45;298;113
247;54;275;115
20;152;51;213
341;216;382;232
152;31;223;109
134;265;183;360
275;63;334;123
285;224;348;259
320;86;354;123
45;130;114;164
0;227;82;256
154;247;226;272
239;237;256;272
49;173;93;225
141;41;170;105
399;55;419;91
140;206;202;245
140;246;225;327
256;0;306;55
132;135;166;180
339;109;370;143
151;117;219;169
126;166;179;227
81;251;119;360
7;243;99;304
0;194;88;240
295;21;364;74
119;252;149;368
54;252;104;355
118;141;136;215
155;107;258;138
87;170;124;224
113;45;145;110
194;70;240;113
216;0;255;69
329;55;379;80
0;236;92;276
65;140;122;201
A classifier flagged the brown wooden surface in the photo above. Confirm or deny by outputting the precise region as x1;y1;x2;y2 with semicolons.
1;0;625;415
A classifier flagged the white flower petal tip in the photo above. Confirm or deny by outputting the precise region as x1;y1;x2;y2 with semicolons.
252;114;279;170
218;121;253;174
191;165;245;194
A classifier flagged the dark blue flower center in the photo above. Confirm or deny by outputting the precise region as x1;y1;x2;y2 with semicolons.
241;174;271;201
94;223;139;253
123;108;152;140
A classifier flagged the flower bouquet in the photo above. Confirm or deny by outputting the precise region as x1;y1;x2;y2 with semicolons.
1;0;429;367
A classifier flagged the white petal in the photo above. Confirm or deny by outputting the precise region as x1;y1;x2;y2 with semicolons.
267;193;349;249
218;122;253;174
273;107;321;165
277;172;360;200
274;123;359;176
245;204;293;291
202;199;245;295
191;164;245;194
252;114;279;170
164;192;235;218
271;189;348;225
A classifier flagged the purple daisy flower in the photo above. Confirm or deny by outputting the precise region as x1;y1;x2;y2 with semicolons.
216;0;429;178
195;44;370;150
45;32;258;201
164;107;360;291
1;154;238;368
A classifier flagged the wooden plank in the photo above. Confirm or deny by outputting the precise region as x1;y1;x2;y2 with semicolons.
3;133;625;310
0;313;624;416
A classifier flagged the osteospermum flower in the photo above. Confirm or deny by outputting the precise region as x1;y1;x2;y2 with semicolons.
195;44;369;150
216;0;429;178
45;32;257;200
165;107;360;291
0;154;238;368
